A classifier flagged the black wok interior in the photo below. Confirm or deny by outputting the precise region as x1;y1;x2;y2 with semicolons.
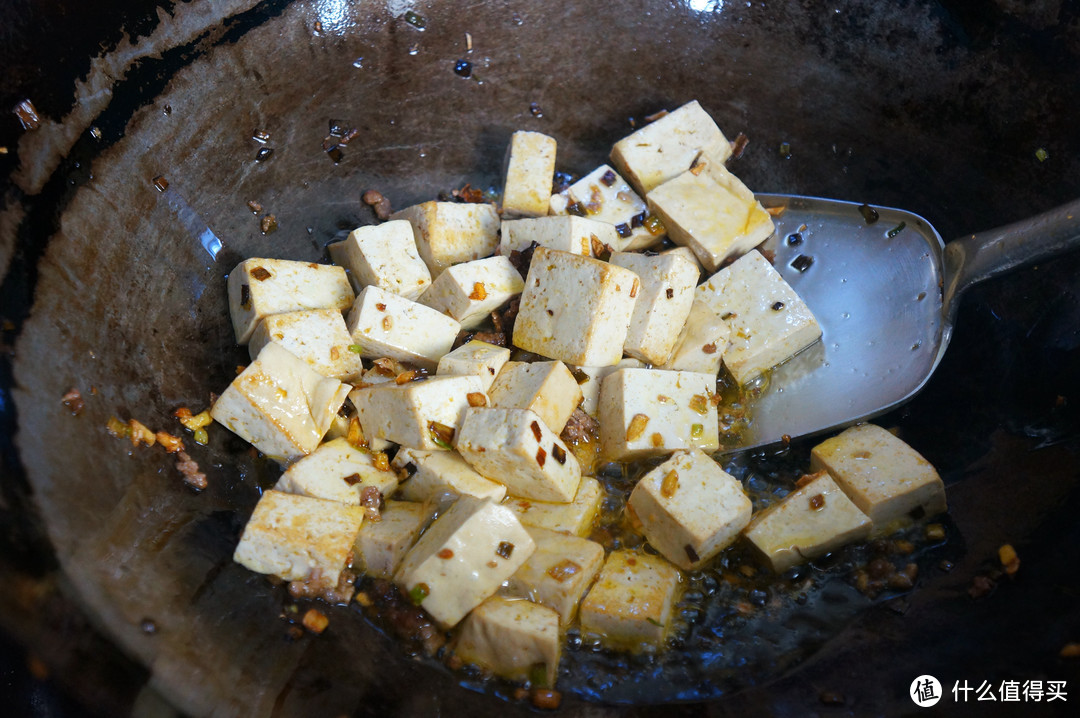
1;0;1079;715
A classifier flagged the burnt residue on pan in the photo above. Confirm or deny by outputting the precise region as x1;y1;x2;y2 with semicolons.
1;0;1079;716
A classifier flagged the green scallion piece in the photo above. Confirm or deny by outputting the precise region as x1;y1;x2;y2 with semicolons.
347;344;363;354
1035;147;1049;162
408;583;430;605
404;10;426;29
887;221;906;239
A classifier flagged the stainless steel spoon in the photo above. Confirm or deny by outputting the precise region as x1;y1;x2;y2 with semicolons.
724;194;1080;452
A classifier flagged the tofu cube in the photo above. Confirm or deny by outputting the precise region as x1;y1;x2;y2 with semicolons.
499;215;619;257
248;308;363;382
328;220;432;300
627;450;751;570
390;201;500;277
501;131;557;219
503;476;605;537
564;165;663;251
392;447;508;510
513;247;639;367
578;550;683;652
598;368;719;461
211;343;350;465
227;258;354;344
274;437;398;505
418;256;524;329
353;500;435;578
608;250;700;365
506;527;605;625
395;496;535;628
436;340;512;392
659;291;732;376
454;597;562;687
456;407;582;503
349;375;487;451
233;490;365;588
696;250;822;385
743;471;873;573
810;424;947;531
569;359;645;417
610;100;732;196
345;285;461;370
488;360;583;435
646;168;774;273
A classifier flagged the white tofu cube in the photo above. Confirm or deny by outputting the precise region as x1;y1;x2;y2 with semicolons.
353;500;435;579
578;550;683;652
659;291;732;376
227;258;354;344
274;437;398;505
456;407;582;503
646;167;774;273
627;450;751;570
418;256;524;329
610;100;732;196
608;250;700;365
248;308;363;382
328;220;432;300
696;250;822;385
743;471;873;573
392;447;508;510
436;340;512;392
506;527;605;625
513;247;639;367
233;490;365;588
454;597;562;686
390;201;500;277
499;215;619;257
345;285;461;370
349;375;487;451
501;131;557;219
395;496;535;628
598;368;719;461
569;359;645;417
503;476;605;537
488;360;583;435
810;424;947;531
211;343;350;465
564;165;663;251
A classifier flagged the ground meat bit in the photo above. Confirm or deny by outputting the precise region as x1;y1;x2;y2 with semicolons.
531;688;562;710
560;408;599;446
364;579;445;656
362;190;393;220
470;331;507;347
176;451;207;491
360;486;383;521
968;574;996;599
508;242;540;277
488;295;520;340
61;387;84;416
448;183;486;203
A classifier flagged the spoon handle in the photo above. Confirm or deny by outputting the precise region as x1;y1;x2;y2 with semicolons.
942;199;1080;321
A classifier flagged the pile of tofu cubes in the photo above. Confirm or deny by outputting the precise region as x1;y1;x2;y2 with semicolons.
211;101;947;688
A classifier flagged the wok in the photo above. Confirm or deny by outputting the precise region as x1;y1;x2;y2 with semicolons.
1;0;1078;715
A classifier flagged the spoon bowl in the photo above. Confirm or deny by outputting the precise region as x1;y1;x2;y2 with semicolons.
727;194;1080;451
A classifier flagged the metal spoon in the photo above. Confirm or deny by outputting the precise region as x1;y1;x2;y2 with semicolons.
723;194;1080;452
